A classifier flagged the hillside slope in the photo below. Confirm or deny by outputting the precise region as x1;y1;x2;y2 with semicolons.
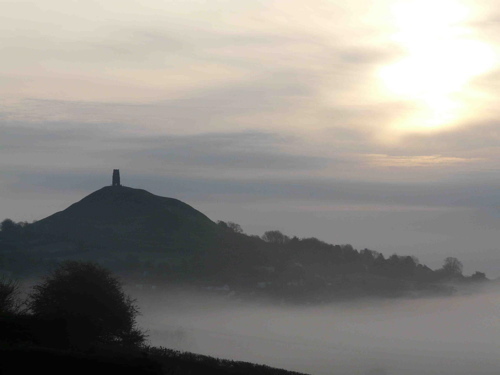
32;186;219;253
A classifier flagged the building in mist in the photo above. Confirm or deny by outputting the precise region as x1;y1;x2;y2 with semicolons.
112;169;121;186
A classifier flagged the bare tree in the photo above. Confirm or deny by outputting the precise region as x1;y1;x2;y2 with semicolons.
441;257;463;276
0;277;23;315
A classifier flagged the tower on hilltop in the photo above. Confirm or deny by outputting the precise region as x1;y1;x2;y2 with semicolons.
112;169;121;186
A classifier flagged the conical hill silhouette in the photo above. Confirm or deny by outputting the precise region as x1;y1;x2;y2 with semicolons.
33;186;218;253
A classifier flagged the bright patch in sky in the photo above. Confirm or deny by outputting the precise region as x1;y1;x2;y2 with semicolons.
379;0;496;133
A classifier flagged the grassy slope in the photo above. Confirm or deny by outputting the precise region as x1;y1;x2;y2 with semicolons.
32;186;220;253
0;345;310;375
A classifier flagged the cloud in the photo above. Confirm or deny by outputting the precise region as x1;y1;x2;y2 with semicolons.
390;121;500;158
5;163;500;211
0;66;312;130
118;131;330;171
0;122;330;178
366;154;482;167
1;118;499;211
2;0;500;272
0;0;400;134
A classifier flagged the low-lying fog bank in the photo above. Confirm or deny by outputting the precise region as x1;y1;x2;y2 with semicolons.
133;286;500;375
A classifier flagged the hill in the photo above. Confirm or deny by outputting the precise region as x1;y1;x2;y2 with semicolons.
31;185;219;254
0;183;489;300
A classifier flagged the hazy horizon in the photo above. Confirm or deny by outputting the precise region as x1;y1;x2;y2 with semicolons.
134;285;500;375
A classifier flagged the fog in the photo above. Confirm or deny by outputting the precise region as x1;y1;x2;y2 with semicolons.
133;286;500;375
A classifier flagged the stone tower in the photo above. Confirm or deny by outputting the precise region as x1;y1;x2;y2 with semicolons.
112;169;121;186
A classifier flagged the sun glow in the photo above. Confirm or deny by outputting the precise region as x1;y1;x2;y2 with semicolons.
379;0;496;133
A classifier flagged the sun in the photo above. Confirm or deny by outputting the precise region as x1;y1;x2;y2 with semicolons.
378;0;496;133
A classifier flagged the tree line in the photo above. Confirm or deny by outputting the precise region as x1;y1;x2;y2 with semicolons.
0;218;489;301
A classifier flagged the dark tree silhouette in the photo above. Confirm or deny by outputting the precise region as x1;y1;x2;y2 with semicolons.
217;220;244;234
0;219;22;241
470;271;487;281
29;261;145;348
227;221;244;234
441;257;463;276
1;219;18;233
261;230;290;245
0;277;22;316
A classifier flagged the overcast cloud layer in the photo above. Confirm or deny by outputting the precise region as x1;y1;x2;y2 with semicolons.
1;0;499;275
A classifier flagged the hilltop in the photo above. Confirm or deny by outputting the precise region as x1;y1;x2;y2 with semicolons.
31;185;219;254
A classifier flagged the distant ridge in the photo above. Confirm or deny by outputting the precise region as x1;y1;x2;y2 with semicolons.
4;180;487;297
33;185;219;253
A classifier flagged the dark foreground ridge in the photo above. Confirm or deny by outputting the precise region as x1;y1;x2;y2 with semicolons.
0;346;309;375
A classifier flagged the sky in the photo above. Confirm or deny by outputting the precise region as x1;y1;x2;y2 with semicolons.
1;0;500;275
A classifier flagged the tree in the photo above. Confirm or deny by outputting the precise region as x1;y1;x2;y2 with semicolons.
470;271;487;281
29;261;145;348
1;219;18;233
0;277;22;316
261;230;290;245
0;219;22;241
226;221;243;234
441;257;463;277
217;220;244;234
